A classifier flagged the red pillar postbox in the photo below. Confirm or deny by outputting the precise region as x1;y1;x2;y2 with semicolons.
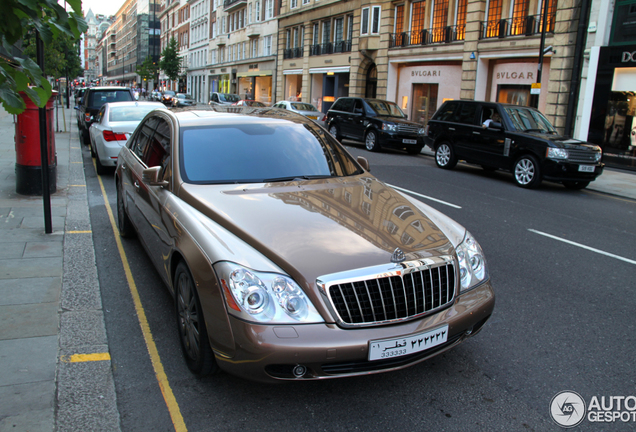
15;92;57;195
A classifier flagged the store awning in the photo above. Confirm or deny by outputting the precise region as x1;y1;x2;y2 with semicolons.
283;69;303;75
237;70;273;77
309;66;350;74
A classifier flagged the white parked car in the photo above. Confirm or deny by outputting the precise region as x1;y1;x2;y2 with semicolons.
89;101;165;174
273;100;327;127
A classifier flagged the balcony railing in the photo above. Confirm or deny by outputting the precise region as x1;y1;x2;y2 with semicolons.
389;25;465;48
479;13;556;39
224;0;247;12
309;40;352;56
283;47;304;59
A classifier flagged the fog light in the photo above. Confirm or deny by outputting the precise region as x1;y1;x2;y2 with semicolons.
292;365;307;378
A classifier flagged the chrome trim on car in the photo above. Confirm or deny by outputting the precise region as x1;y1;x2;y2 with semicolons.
317;256;457;328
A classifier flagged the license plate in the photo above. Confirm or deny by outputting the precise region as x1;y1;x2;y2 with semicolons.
403;139;417;144
307;116;318;120
578;165;595;172
368;325;449;361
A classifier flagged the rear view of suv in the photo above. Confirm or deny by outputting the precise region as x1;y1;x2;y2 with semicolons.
424;100;604;189
76;87;134;144
326;97;426;154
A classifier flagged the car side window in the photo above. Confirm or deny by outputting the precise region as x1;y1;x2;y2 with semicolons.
353;100;364;114
141;118;170;173
333;98;353;112
130;117;159;161
96;106;106;123
453;103;478;125
435;102;458;121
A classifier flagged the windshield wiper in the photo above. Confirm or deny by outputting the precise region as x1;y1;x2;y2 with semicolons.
262;175;333;182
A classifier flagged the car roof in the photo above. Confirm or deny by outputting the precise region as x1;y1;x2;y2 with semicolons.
165;105;313;128
104;101;164;109
87;86;131;92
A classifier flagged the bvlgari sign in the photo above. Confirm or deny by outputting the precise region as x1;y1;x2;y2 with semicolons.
621;52;636;62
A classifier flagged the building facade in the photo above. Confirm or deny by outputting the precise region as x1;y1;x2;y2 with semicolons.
575;0;636;171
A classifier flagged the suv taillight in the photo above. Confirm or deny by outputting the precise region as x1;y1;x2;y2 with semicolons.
85;113;92;122
103;130;127;142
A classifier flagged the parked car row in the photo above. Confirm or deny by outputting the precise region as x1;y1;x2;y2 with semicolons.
75;86;605;190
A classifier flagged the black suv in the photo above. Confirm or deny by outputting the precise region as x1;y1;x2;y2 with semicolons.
75;86;134;144
424;101;604;189
326;97;426;154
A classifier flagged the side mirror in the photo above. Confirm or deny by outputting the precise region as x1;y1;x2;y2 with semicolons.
490;121;504;130
357;156;370;172
142;166;169;187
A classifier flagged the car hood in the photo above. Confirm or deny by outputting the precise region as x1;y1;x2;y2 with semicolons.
374;115;421;126
178;175;453;288
517;132;600;150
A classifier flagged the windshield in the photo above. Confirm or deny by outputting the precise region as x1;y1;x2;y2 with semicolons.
219;93;240;103
180;121;362;183
87;90;133;108
291;103;317;112
176;94;192;99
109;105;160;122
366;100;406;118
163;91;175;96
504;107;556;133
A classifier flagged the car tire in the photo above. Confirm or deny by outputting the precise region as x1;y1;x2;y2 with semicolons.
117;181;135;238
329;124;341;140
174;261;218;376
513;154;542;188
365;130;381;152
435;142;457;169
563;181;590;190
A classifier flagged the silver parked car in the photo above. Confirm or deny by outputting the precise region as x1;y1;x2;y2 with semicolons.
273;100;326;127
88;101;164;174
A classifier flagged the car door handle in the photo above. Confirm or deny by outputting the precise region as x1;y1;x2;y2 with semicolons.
121;163;127;171
473;131;481;135
448;127;455;131
134;181;140;191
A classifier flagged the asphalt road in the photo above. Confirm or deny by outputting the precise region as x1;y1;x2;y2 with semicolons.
84;141;636;432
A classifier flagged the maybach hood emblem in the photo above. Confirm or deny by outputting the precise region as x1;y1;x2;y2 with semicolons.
391;247;406;263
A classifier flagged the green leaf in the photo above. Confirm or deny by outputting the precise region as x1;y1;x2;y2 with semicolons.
0;82;26;114
23;86;42;106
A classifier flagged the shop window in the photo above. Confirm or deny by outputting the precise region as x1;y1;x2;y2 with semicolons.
497;85;530;106
411;84;438;124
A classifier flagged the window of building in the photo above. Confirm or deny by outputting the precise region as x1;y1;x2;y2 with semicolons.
322;20;331;44
303;0;310;4
431;0;448;42
264;35;272;55
347;15;353;40
291;0;297;8
456;0;467;40
256;0;261;21
361;7;369;35
334;17;343;42
486;0;502;37
265;0;273;19
313;22;319;45
511;0;530;35
540;0;557;33
371;6;381;34
395;5;404;34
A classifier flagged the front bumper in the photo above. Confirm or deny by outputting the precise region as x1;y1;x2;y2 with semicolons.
214;281;495;382
377;131;425;149
542;159;604;183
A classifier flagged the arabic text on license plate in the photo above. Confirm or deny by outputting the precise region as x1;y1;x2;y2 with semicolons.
578;165;595;172
368;325;449;361
403;139;417;144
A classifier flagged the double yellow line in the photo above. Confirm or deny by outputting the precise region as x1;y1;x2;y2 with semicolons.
95;162;187;432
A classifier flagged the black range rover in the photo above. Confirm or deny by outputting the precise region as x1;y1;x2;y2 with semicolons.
326;97;426;154
424;100;604;189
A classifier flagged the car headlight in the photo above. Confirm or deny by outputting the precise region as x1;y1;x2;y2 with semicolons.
382;123;397;132
418;128;426;135
214;262;324;324
593;146;602;162
546;147;568;160
456;231;488;292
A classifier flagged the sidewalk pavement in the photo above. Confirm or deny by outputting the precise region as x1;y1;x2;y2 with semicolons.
0;104;633;432
0;104;119;431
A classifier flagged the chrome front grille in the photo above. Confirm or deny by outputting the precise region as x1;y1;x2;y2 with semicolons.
322;259;456;327
567;149;599;164
397;124;420;134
